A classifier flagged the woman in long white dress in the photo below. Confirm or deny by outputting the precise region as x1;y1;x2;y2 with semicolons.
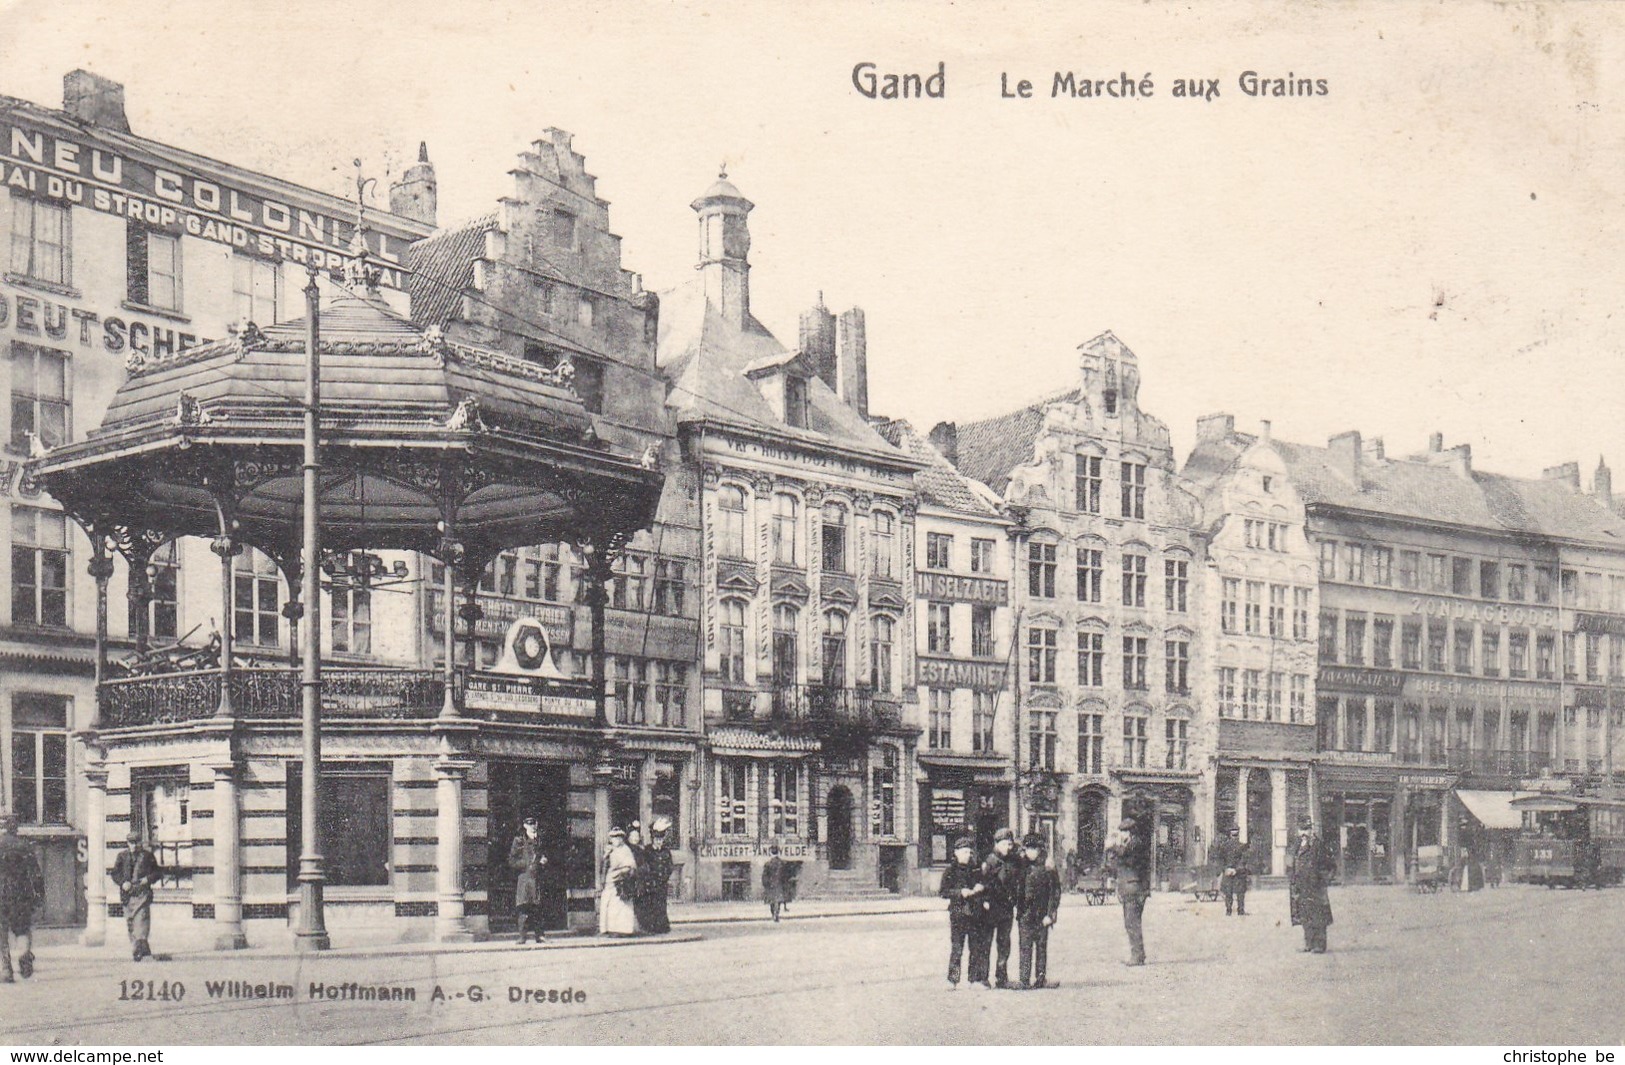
600;827;639;936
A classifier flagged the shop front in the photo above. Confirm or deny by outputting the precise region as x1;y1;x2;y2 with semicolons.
917;752;1012;892
1115;771;1200;889
1316;763;1402;883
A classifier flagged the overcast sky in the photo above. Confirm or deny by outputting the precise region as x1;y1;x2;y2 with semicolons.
4;0;1622;482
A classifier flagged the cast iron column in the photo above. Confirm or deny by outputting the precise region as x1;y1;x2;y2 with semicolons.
88;537;113;727
294;266;329;950
210;531;238;718
587;545;613;728
439;538;463;719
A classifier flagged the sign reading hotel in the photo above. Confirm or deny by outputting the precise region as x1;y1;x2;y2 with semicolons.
1408;594;1558;628
917;656;1008;692
915;571;1009;606
2;117;416;288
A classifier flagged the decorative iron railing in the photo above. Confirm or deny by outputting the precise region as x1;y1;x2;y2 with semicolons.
99;667;447;728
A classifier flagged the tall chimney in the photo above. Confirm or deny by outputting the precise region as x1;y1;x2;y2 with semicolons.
1363;436;1385;461
836;306;868;418
1328;430;1362;485
1195;413;1235;443
1428;431;1444;453
928;421;959;467
799;293;837;392
691;168;753;329
62;70;129;133
1595;457;1613;508
389;141;438;225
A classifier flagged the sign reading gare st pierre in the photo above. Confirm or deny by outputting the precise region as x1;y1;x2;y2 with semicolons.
2;116;418;286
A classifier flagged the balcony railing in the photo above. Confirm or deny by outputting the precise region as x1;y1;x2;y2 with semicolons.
100;667;447;729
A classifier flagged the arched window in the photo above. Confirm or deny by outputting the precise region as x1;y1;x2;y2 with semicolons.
870;614;895;694
821;502;848;573
772;604;799;687
871;510;896;579
719;598;747;683
718;485;749;560
822;609;849;688
772;493;799;565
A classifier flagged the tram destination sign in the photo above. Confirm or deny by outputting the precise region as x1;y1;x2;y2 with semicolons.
464;673;593;717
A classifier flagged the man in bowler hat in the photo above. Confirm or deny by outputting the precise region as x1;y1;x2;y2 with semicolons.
1015;832;1061;989
980;826;1022;988
938;835;990;988
1114;814;1152;965
1288;815;1335;953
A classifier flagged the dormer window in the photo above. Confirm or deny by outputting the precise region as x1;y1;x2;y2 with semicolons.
785;375;810;428
1262;475;1274;494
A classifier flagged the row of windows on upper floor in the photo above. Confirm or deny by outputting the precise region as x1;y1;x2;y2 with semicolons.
716;600;902;695
714;486;908;578
1026;627;1193;695
1318;540;1625;611
1025;544;1191;611
1022;707;1195;774
1317;607;1625;684
1220;580;1315;639
1069;455;1150;519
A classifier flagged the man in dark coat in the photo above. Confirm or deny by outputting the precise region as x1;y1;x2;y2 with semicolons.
508;815;548;944
1015;832;1061;990
1213;825;1253;916
0;814;44;982
938;836;990;988
111;826;161;961
1288;815;1335;953
980;826;1022;988
762;845;789;923
1115;814;1152;966
637;817;675;934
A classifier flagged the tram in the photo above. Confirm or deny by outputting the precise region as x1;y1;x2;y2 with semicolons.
1508;794;1625;889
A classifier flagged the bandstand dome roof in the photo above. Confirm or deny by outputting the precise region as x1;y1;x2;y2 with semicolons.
31;293;663;563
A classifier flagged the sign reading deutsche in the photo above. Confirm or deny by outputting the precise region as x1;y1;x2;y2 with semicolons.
917;656;1008;691
915;571;1008;605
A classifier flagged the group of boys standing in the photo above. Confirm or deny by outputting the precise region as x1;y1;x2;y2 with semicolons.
938;827;1062;990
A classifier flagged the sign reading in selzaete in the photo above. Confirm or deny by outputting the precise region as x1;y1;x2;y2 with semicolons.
915;572;1009;606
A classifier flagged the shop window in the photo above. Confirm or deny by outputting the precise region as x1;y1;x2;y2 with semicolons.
285;763;391;888
720;861;751;901
717;760;749;836
131;766;191;888
9;692;69;825
10;505;69;627
651;761;682;849
10;196;70;285
10;342;69;453
768;761;799;837
872;748;898;837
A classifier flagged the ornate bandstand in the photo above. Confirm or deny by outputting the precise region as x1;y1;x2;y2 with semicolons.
29;287;663;947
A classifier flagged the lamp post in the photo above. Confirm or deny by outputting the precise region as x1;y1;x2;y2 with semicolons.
294;263;330;951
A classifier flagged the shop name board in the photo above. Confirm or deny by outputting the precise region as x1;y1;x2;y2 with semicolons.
1317;667;1405;694
464;674;593;717
1409;595;1558;628
917;656;1008;692
3;118;413;288
1;284;211;357
429;593;574;645
699;842;811;859
930;788;966;823
1398;772;1456;788
1574;612;1625;636
593;761;641;786
915;572;1008;606
1571;686;1620;709
711;433;914;484
1409;676;1561;707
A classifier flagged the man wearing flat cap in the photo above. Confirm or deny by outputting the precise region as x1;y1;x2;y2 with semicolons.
111;825;161;961
938;835;990;988
1288;815;1335;953
979;826;1023;988
1114;813;1152;966
1015;832;1062;989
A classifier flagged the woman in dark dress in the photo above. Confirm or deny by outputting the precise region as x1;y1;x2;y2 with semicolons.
509;816;548;944
636;816;675;933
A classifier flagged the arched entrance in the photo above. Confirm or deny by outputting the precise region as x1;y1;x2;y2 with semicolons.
1076;788;1110;878
827;785;854;870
